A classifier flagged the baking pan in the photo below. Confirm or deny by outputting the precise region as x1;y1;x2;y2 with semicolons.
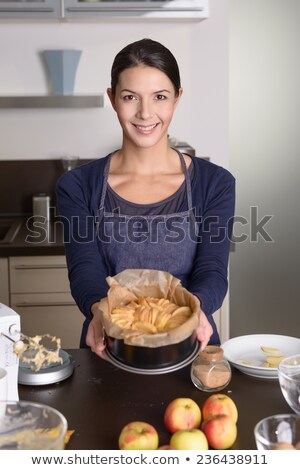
105;331;198;370
105;341;200;375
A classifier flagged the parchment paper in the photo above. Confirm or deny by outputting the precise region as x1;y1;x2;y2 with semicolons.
99;269;200;347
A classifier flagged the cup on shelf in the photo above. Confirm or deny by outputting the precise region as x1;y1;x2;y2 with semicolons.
61;155;80;172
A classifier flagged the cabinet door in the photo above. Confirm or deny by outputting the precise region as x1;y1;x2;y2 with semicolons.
9;256;70;294
0;0;60;19
10;292;83;349
0;258;9;305
213;294;229;344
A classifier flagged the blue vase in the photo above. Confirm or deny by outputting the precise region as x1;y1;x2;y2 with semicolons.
43;49;82;96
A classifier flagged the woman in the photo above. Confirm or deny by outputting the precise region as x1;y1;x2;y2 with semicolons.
56;38;235;358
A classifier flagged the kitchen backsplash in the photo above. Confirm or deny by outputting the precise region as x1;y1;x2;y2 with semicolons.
0;144;204;215
0;159;93;216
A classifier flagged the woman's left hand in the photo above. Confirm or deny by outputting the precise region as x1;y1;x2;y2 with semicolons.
195;310;213;351
86;302;107;360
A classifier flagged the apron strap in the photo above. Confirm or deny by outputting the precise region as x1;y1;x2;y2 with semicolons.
99;150;195;219
98;153;112;221
174;149;194;216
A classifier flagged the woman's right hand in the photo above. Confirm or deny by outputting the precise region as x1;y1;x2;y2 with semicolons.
86;302;107;360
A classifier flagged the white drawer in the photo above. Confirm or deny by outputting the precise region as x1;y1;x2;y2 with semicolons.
10;292;83;349
9;256;70;294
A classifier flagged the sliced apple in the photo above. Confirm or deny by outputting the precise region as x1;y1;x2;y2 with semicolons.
260;346;281;354
265;355;286;366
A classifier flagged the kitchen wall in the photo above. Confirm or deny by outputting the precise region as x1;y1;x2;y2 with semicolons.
229;0;300;337
0;0;229;168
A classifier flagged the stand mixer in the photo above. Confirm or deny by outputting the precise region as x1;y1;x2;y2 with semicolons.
0;302;75;392
0;303;20;401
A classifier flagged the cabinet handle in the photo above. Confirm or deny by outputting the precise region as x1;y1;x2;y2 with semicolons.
0;8;54;13
14;301;76;308
67;7;204;13
14;265;66;270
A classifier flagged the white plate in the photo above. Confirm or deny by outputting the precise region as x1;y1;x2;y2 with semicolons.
221;334;300;380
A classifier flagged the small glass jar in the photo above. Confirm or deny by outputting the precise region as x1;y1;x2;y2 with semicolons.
191;345;232;392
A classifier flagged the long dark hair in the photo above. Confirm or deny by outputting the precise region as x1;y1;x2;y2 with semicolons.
110;38;181;96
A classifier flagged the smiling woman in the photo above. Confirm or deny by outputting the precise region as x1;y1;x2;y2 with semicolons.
107;65;184;204
107;65;181;158
56;38;236;358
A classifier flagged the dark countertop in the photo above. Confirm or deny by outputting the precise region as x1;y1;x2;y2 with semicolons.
0;216;65;257
19;349;291;450
0;216;236;258
1;155;236;258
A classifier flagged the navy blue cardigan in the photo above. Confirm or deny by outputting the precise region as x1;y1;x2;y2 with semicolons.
56;154;235;345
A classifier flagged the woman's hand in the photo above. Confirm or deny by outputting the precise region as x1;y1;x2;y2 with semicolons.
86;302;107;360
195;309;213;351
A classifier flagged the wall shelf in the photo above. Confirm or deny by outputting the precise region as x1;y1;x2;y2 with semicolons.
0;95;104;109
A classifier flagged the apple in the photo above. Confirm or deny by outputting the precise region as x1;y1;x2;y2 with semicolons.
164;397;201;433
118;421;159;450
202;394;238;423
201;414;237;450
170;429;209;450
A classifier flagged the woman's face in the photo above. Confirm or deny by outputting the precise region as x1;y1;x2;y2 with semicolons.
107;65;182;150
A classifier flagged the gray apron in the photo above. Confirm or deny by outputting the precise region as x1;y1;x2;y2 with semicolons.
85;150;219;347
98;151;197;284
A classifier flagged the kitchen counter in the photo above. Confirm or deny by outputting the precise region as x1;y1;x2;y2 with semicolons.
0;216;236;258
0;216;65;257
0;156;236;258
19;349;291;450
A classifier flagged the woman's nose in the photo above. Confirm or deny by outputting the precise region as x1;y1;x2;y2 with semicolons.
136;99;153;120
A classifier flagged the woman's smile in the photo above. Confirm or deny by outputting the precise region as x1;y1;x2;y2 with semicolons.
132;122;160;134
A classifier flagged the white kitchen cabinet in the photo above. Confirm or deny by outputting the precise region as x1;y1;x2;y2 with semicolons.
9;255;83;349
64;0;209;20
0;0;209;20
213;293;229;344
0;257;9;306
0;0;60;19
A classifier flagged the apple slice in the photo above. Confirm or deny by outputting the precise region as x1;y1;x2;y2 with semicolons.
260;346;280;354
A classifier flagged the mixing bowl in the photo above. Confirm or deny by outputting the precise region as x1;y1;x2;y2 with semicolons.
0;400;67;449
278;354;300;415
254;414;300;450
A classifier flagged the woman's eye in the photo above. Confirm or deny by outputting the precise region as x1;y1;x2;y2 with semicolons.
123;95;136;101
156;94;167;101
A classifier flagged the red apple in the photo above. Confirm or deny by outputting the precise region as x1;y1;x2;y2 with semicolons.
118;421;159;450
170;429;209;450
201;414;237;450
202;394;238;423
164;397;201;433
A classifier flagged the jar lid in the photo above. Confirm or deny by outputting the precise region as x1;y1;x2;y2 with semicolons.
199;345;224;362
